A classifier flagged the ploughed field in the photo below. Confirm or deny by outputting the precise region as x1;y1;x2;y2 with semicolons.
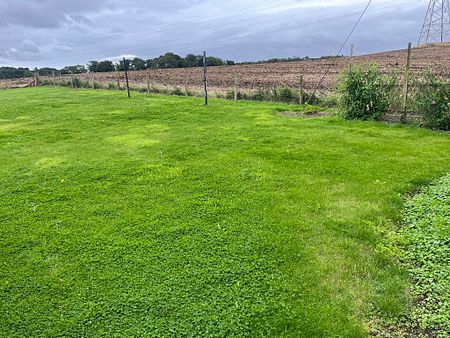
0;88;449;336
1;43;449;94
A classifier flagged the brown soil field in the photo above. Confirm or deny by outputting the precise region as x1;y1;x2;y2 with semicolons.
1;43;449;94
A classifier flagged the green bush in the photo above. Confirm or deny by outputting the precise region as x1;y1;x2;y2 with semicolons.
171;87;184;96
278;87;296;103
319;95;339;108
225;87;317;105
41;79;53;86
414;73;450;130
339;65;395;120
72;78;82;88
81;80;91;89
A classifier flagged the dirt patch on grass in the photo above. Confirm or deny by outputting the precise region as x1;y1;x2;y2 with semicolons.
380;111;422;124
277;111;330;119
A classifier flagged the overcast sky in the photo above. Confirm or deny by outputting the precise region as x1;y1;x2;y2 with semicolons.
0;0;427;68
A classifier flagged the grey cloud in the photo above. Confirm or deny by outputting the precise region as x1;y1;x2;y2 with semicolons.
0;0;431;68
0;39;42;60
0;0;108;28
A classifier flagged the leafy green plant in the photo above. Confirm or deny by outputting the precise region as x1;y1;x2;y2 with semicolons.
414;73;450;130
225;87;317;104
338;65;395;120
71;77;82;88
171;87;184;96
278;87;296;103
398;174;450;336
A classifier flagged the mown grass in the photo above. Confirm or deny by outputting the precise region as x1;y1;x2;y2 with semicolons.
0;87;449;337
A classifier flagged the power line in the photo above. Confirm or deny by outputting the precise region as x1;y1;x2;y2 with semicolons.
24;0;412;66
306;0;373;105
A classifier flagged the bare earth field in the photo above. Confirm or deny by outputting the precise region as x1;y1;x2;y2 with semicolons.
1;43;449;95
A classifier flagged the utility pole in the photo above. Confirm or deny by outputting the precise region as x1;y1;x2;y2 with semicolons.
203;51;208;106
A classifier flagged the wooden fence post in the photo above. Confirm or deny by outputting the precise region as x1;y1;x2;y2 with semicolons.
203;51;208;106
298;76;303;105
34;71;39;87
123;57;131;98
234;75;239;101
350;44;355;70
91;73;95;89
402;42;412;122
70;73;74;88
52;71;56;86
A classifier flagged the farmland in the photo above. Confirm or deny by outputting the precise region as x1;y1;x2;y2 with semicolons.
1;87;450;336
1;43;449;95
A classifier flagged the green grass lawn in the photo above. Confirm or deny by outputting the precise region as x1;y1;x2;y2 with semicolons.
0;87;449;337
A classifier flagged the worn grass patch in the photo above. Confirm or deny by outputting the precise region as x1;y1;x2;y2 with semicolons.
0;87;449;336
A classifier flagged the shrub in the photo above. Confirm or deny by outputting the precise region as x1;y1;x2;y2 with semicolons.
41;79;53;86
338;65;395;120
278;87;296;103
319;95;339;108
80;80;91;89
414;73;450;130
171;87;184;96
225;87;317;105
72;78;82;88
251;88;271;101
225;90;247;100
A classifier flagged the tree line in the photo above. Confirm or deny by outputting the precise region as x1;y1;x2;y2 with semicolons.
0;52;235;79
0;52;345;80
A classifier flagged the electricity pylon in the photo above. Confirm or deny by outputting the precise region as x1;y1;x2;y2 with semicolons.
418;0;450;45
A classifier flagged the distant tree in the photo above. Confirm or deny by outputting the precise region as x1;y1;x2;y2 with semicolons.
0;67;33;79
158;52;183;68
87;60;114;72
116;59;132;71
205;56;225;67
60;65;87;74
145;58;158;69
226;60;235;66
87;61;99;72
38;67;58;76
131;58;146;70
96;61;115;72
184;54;202;67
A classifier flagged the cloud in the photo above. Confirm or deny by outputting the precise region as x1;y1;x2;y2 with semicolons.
0;0;108;28
0;0;429;68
